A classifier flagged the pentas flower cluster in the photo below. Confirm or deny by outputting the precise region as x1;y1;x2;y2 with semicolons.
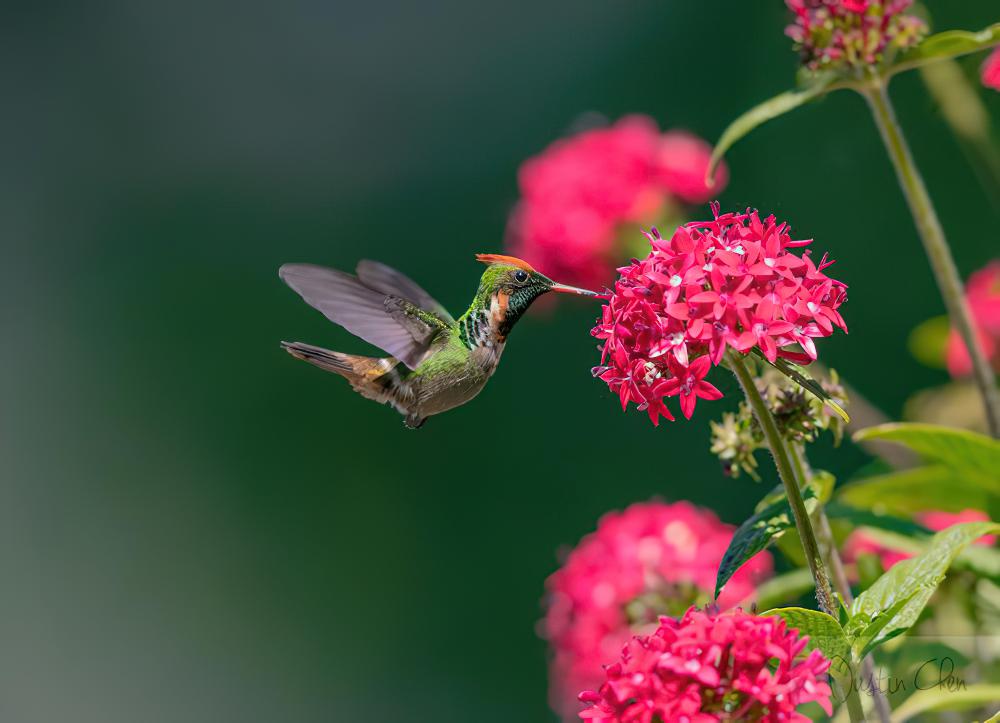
844;509;997;574
544;502;772;721
506;115;728;289
984;48;1000;91
786;0;927;73
946;260;1000;378
578;607;833;722
591;206;848;425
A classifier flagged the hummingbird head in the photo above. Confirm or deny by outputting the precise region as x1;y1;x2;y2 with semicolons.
472;254;599;338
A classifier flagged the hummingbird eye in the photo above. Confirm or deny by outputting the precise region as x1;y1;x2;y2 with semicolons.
513;269;529;284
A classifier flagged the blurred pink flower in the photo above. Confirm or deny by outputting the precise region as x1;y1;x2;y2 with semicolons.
843;509;996;574
786;0;927;73
983;48;1000;90
945;260;1000;377
577;606;832;723
506;116;727;289
658;131;726;204
544;501;773;720
591;206;848;424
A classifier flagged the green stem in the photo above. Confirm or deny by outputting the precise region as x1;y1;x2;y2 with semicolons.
844;682;867;723
728;353;836;615
862;78;1000;439
729;354;863;721
791;444;893;723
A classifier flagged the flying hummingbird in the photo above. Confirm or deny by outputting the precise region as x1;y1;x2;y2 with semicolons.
279;254;599;428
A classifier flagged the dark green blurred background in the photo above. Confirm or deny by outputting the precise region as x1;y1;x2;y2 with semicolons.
4;2;998;721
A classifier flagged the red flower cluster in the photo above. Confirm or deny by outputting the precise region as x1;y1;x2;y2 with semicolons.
506;116;727;289
786;0;927;72
984;48;1000;91
946;260;1000;378
844;509;996;574
578;607;833;723
591;206;848;425
544;502;773;720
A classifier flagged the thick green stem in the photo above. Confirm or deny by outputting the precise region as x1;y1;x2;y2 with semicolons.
728;353;836;615
844;683;867;723
791;444;893;723
862;79;1000;438
730;354;865;720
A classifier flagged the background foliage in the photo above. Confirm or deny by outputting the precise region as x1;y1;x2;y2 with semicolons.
3;1;998;721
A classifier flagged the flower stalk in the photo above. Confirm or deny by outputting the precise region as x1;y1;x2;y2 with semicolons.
791;443;893;723
862;78;1000;439
728;353;835;613
728;352;865;721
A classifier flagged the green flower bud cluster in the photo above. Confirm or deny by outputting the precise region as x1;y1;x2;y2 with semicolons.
710;368;847;480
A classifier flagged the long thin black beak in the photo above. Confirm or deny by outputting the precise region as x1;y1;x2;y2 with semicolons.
549;282;600;297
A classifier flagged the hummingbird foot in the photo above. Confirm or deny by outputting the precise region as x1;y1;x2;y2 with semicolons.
404;414;427;429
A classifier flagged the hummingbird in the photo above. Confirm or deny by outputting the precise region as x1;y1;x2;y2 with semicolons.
279;254;599;428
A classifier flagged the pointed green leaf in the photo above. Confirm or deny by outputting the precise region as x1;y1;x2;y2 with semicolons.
707;75;838;185
889;684;1000;722
762;607;851;676
985;710;1000;723
838;464;993;516
715;484;820;597
852;423;1000;492
846;521;1000;659
889;23;1000;77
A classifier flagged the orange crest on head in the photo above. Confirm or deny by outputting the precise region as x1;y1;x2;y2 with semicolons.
475;253;536;272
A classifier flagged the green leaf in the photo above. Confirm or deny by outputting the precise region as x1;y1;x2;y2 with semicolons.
846;521;1000;659
715;485;820;597
754;351;851;423
852;423;1000;493
889;23;1000;77
707;75;838;185
985;711;1000;723
754;568;816;610
762;607;851;676
908;315;949;369
889;684;1000;722
838;464;993;516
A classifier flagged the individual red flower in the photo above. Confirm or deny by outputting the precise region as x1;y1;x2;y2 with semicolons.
577;607;833;723
591;206;848;424
843;509;997;574
544;502;773;721
983;48;1000;91
505;116;728;289
945;260;1000;377
786;0;927;73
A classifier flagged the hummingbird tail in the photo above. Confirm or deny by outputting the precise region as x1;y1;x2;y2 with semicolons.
280;341;408;409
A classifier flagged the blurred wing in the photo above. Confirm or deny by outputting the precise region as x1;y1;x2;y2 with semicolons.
279;263;443;369
356;260;454;323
